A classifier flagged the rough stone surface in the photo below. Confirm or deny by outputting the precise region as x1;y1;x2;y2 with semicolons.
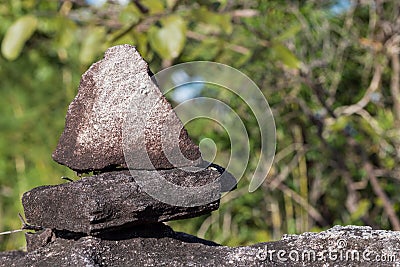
22;170;221;234
52;44;201;172
25;228;56;252
1;225;399;266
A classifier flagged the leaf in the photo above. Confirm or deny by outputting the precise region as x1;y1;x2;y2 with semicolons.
166;0;178;9
271;43;301;69
132;32;148;57
350;199;370;221
191;7;232;34
181;37;223;61
1;15;38;61
79;27;106;65
119;3;141;24
330;116;349;131
55;18;77;49
275;24;302;42
143;0;164;15
148;15;186;60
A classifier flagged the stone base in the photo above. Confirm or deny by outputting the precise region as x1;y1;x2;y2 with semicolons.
1;225;400;266
22;169;223;235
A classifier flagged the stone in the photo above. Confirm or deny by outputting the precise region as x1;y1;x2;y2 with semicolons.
25;228;56;252
0;251;26;266
22;169;222;235
52;44;201;172
1;225;400;266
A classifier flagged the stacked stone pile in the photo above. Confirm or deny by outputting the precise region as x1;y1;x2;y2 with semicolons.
22;44;236;240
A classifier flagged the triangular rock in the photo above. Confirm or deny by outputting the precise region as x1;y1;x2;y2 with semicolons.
52;45;201;172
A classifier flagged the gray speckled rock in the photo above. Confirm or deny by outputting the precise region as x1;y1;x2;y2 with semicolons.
52;44;201;172
22;170;221;235
1;225;400;266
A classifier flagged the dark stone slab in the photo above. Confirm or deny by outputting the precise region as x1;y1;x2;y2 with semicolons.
24;223;220;252
25;228;56;252
1;226;400;266
0;251;26;266
22;169;221;235
52;44;201;172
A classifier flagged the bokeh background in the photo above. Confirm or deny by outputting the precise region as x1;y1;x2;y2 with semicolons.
1;0;400;251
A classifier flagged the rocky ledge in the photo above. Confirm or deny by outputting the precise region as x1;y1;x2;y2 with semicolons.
1;225;399;267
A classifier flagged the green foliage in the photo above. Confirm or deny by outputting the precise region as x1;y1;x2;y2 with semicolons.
148;15;186;60
1;0;400;252
79;26;106;65
1;15;37;61
270;43;301;69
